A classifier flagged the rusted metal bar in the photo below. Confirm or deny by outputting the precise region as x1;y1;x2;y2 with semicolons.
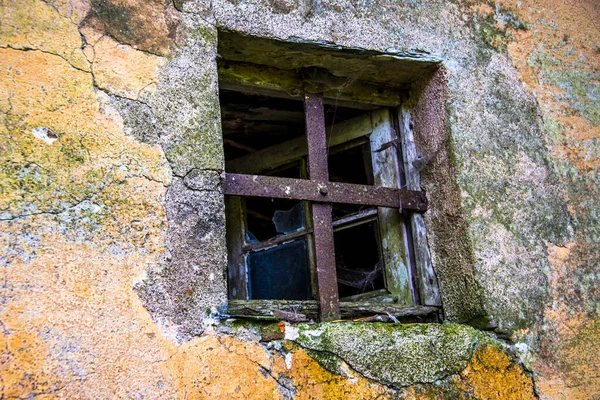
305;93;340;321
311;203;339;321
304;94;329;181
223;173;428;211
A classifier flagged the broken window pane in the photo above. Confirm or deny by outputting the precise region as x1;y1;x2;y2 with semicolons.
245;197;305;241
247;239;311;300
272;202;305;234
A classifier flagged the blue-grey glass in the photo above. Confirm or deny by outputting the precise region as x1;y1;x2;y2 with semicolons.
248;239;311;300
245;230;259;243
272;202;305;234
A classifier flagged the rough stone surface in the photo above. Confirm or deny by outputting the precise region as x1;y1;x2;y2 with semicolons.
1;0;598;398
294;323;482;387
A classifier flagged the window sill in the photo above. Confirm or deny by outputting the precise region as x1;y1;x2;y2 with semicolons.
227;299;441;323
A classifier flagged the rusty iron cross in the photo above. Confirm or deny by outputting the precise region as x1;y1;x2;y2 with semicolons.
223;94;427;321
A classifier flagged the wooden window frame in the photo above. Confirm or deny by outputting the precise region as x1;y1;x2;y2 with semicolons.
223;92;441;322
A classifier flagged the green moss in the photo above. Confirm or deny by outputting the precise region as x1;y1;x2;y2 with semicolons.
172;0;185;11
163;98;224;174
218;61;403;105
545;69;600;125
294;323;488;387
304;349;344;376
191;25;218;46
2;162;50;195
60;141;86;165
465;2;528;65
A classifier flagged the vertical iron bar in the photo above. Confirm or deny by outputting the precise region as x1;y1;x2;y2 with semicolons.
304;93;340;321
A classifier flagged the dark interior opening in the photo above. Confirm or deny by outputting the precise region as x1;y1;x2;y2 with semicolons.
334;221;384;298
220;89;305;169
329;142;375;219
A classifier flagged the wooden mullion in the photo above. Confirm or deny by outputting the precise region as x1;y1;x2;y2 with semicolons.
398;107;442;306
225;196;248;300
369;108;414;306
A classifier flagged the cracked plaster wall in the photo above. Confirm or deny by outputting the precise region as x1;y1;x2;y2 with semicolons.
0;0;598;398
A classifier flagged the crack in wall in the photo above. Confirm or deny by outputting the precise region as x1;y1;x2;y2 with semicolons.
0;45;90;74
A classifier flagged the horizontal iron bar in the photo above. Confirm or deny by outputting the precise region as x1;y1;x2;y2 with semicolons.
224;173;428;211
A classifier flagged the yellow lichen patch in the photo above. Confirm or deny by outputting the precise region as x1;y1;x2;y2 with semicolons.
457;344;536;400
0;0;90;71
44;0;91;24
84;29;166;100
0;47;169;217
272;344;395;400
0;224;174;397
1;328;59;399
535;316;600;399
491;1;600;396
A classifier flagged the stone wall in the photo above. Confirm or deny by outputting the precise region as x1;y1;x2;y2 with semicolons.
0;0;598;398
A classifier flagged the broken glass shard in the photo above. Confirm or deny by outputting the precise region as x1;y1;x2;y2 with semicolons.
272;202;305;234
245;230;259;243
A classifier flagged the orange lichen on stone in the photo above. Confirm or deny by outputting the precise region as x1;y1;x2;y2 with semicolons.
536;319;600;399
498;0;600;173
457;344;536;400
488;1;600;397
0;0;90;71
1;327;58;399
167;336;281;399
81;27;166;100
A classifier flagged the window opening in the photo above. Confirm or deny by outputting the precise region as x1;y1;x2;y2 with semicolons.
222;84;435;321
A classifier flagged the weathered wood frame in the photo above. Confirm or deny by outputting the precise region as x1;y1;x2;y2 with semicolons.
223;89;441;321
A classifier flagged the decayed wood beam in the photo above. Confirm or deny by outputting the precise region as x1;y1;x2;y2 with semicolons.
241;228;312;252
398;107;442;306
332;208;378;232
227;300;440;321
227;111;373;174
218;61;402;108
369;108;414;305
225;196;248;300
339;288;392;302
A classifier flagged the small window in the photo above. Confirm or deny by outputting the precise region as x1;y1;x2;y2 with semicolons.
218;34;441;322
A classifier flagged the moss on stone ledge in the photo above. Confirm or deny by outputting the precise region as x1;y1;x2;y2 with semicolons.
294;322;488;388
